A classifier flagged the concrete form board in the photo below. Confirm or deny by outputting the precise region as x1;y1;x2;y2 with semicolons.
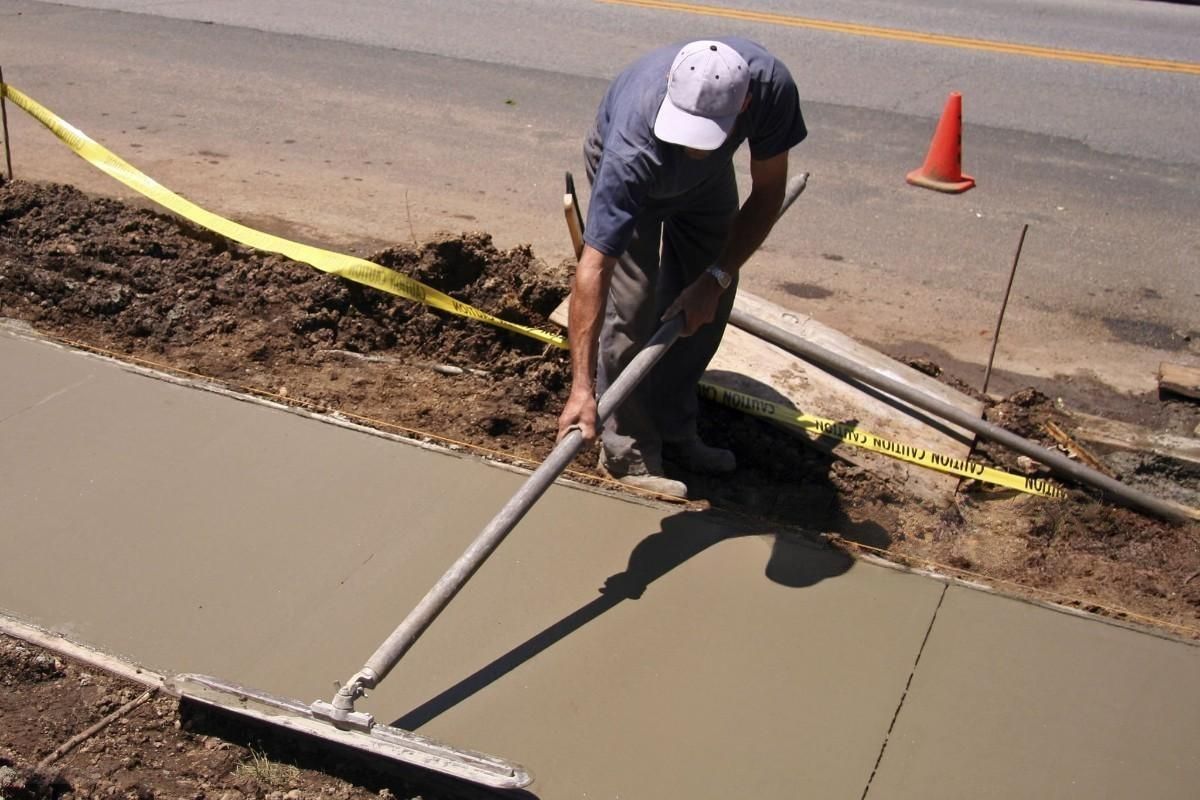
868;585;1200;799
1;331;949;798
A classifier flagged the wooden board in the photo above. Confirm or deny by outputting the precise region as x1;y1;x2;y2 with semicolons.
1159;362;1200;401
1067;410;1200;468
550;291;986;506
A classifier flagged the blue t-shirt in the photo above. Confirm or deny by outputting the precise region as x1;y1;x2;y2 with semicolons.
585;37;807;258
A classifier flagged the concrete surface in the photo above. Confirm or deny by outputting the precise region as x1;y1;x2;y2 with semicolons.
0;327;941;797
3;327;1200;798
868;586;1200;799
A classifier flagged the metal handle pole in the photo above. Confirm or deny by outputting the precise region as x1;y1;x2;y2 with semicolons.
727;308;1193;523
356;314;684;688
316;167;812;722
356;172;811;684
779;172;808;218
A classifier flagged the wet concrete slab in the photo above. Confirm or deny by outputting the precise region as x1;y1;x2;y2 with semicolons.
1;330;946;797
868;585;1200;799
6;328;1200;799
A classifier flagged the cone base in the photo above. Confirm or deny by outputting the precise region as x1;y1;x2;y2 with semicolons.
906;168;975;194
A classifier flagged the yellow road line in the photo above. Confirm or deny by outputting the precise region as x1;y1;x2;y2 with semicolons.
598;0;1200;76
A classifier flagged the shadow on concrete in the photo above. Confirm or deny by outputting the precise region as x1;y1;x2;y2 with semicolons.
393;509;852;732
691;372;893;551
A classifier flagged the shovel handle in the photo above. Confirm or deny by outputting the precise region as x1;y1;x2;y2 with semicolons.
348;170;811;694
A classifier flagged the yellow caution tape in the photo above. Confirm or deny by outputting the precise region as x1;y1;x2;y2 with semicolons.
0;83;567;349
698;383;1068;498
3;83;1063;499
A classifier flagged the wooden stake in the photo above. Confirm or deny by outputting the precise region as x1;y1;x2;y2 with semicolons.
0;65;12;182
37;689;156;769
981;224;1028;395
1158;362;1200;402
1043;421;1115;477
563;172;584;261
563;193;584;261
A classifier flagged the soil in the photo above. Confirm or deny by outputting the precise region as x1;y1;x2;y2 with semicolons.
2;179;1199;797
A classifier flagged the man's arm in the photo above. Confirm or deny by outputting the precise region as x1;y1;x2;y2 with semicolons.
663;150;790;335
557;244;617;443
719;149;790;276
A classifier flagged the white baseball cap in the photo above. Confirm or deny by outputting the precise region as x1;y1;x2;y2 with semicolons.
654;40;751;150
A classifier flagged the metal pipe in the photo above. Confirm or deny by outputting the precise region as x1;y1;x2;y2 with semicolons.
349;314;685;693
727;307;1192;523
779;172;808;218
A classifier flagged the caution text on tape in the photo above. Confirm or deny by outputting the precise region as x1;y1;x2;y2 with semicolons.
698;382;1067;498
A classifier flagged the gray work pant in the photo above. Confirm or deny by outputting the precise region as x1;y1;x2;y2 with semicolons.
584;139;740;474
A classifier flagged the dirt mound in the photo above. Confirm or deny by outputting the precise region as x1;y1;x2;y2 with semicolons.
0;180;564;364
0;642;65;686
0;180;572;455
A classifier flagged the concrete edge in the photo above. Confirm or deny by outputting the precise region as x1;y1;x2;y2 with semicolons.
0;320;677;513
853;551;1200;647
0;609;169;692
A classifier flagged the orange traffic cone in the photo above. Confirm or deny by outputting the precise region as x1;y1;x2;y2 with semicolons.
907;92;975;193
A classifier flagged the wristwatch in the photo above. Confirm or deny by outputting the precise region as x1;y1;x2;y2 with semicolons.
706;264;733;290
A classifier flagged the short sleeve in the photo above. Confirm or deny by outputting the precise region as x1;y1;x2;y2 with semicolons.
584;143;653;257
747;59;807;162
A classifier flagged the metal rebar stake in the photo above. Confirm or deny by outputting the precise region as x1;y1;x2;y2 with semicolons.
981;224;1029;395
0;66;13;182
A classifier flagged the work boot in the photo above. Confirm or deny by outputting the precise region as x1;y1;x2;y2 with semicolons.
663;438;737;475
598;451;689;499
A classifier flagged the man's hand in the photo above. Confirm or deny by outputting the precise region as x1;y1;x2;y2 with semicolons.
661;270;725;336
559;245;617;445
557;385;599;443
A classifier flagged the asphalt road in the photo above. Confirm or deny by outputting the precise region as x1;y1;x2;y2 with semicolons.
2;0;1198;397
39;0;1200;163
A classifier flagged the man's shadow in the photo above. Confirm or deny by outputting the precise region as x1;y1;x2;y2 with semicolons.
684;370;947;552
392;508;852;734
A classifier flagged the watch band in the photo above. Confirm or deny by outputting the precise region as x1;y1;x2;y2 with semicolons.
706;264;733;290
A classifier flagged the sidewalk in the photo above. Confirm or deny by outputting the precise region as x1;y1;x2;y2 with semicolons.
2;326;1198;799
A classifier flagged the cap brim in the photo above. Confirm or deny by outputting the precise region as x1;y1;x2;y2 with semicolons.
653;94;737;150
